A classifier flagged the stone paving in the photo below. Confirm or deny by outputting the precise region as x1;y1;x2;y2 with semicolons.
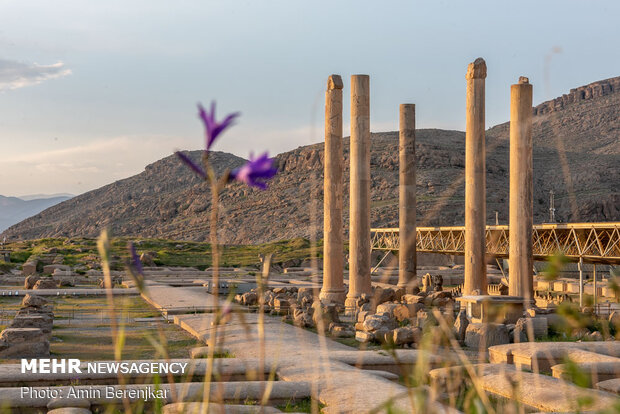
145;283;457;413
430;363;618;412
0;381;312;408
158;282;620;413
1;277;619;412
489;341;620;371
0;288;139;296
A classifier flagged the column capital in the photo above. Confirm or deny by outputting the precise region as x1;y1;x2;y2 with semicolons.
328;75;343;90
466;58;487;80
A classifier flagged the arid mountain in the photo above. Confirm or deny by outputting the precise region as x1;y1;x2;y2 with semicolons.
3;77;619;244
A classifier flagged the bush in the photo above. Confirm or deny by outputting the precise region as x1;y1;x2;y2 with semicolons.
0;261;14;273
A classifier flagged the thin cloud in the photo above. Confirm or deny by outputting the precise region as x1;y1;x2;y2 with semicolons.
0;134;196;195
0;59;72;91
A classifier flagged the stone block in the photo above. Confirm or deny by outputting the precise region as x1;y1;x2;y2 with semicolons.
22;262;38;276
355;330;374;343
373;287;395;305
24;275;40;289
330;325;354;338
553;280;567;292
416;309;437;329
241;291;258;306
402;294;425;304
43;264;70;274
377;302;410;321
33;278;58;290
263;291;275;308
297;287;313;303
588;331;604;341
312;303;340;326
464;323;510;349
0;339;50;358
17;307;54;318
47;409;92;414
392;304;413;322
357;310;371;323
273;297;290;312
0;328;49;358
293;308;314;328
426;290;452;306
0;327;46;343
362;314;396;332
22;294;49;308
514;316;548;340
530;317;548;338
390;327;420;345
405;303;424;316
9;315;53;334
453;310;469;342
359;302;373;312
536;280;553;291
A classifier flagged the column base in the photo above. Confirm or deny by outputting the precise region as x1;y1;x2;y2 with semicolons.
318;289;345;305
344;295;359;313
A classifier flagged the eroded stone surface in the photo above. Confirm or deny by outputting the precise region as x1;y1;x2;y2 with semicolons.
464;323;509;349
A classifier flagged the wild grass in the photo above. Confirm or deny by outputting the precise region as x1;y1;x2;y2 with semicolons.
1;236;342;270
278;397;324;413
51;327;202;360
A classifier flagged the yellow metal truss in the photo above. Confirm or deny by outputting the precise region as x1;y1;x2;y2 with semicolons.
370;222;620;264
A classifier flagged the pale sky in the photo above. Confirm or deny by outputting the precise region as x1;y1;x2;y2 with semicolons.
1;0;619;196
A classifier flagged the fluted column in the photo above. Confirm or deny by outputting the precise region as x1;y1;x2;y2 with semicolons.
398;104;417;290
345;74;372;309
509;76;533;305
320;75;345;304
464;58;487;295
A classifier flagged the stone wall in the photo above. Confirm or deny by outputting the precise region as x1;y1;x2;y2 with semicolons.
0;294;53;358
534;76;620;116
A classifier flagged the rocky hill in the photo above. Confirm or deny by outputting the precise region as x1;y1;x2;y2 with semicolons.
2;77;619;244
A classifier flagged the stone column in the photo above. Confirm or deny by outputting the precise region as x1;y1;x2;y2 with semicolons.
509;77;533;304
320;75;345;304
398;104;417;290
345;74;372;309
464;58;487;295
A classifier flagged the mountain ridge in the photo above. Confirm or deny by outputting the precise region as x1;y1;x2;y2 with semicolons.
0;195;72;233
2;76;619;243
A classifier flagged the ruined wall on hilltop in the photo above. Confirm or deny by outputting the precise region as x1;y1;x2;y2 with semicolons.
534;77;620;115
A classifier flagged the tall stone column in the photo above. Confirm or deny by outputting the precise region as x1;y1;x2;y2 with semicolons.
345;74;372;309
398;104;417;290
508;77;533;304
320;75;345;304
464;58;487;295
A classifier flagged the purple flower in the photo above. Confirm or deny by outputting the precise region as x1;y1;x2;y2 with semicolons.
175;151;207;179
128;242;144;276
198;101;240;151
230;152;278;189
